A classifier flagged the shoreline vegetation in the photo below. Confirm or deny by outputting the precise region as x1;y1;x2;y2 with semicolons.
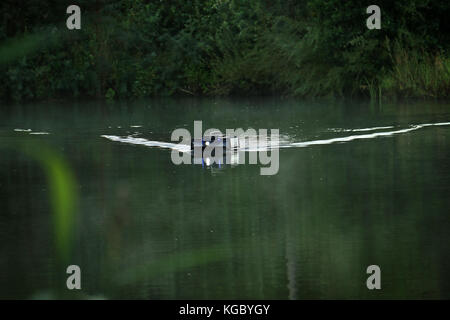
0;0;449;103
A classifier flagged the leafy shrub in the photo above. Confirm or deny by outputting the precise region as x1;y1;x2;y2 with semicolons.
0;0;449;101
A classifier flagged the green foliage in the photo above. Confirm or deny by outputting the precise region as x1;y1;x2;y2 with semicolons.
0;138;78;265
381;42;450;98
0;0;449;101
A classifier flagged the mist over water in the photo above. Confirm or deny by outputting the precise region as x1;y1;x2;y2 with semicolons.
1;98;450;299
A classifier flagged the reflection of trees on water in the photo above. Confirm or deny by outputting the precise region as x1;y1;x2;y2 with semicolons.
1;100;449;299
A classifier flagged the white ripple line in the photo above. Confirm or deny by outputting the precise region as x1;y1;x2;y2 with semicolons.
284;122;450;148
101;135;191;153
101;122;450;152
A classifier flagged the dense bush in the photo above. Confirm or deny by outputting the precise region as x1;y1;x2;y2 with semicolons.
0;0;449;102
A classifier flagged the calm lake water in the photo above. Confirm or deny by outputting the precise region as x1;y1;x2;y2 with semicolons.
1;98;450;299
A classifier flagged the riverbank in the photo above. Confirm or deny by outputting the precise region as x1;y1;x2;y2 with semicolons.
1;1;449;102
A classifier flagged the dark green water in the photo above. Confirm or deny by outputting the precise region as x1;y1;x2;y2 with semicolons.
1;98;450;299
